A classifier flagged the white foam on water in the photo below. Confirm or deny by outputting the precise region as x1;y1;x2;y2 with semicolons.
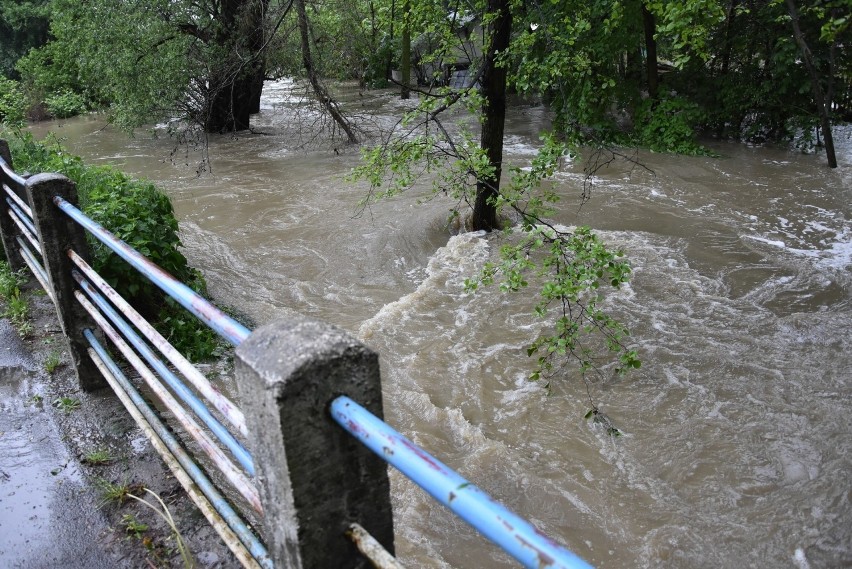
744;228;852;270
793;548;811;569
358;231;490;342
744;234;788;248
502;135;541;156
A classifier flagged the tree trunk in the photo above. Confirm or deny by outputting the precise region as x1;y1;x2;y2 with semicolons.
295;0;359;143
641;5;658;100
242;0;267;115
203;0;267;132
250;62;265;115
472;0;512;232
206;68;261;132
785;0;837;168
401;0;411;99
719;0;738;77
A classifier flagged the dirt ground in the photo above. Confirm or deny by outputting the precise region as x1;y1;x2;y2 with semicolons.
0;278;243;568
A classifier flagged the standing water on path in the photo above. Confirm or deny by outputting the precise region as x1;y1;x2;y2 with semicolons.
29;80;852;567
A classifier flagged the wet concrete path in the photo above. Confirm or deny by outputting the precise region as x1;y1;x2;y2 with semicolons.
0;319;114;568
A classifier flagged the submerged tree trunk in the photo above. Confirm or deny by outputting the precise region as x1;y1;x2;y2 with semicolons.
295;0;359;143
203;0;268;132
472;0;512;232
206;65;266;132
785;0;837;168
249;63;265;115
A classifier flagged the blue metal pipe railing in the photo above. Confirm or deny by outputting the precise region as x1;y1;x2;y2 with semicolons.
331;396;594;569
73;270;256;476
1;153;269;566
6;197;38;238
83;330;272;569
0;157;27;188
74;288;262;514
53;195;250;346
68;249;248;437
4;183;33;219
8;206;41;254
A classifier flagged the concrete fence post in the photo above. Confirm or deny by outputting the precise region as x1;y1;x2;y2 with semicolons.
26;173;104;391
235;316;395;569
0;139;26;270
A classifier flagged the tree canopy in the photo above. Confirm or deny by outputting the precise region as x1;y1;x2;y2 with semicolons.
2;0;848;148
2;0;848;400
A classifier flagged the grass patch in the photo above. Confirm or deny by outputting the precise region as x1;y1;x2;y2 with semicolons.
0;261;32;337
44;350;62;374
52;396;81;413
128;488;193;569
121;514;149;539
96;477;142;507
82;448;117;465
0;261;28;299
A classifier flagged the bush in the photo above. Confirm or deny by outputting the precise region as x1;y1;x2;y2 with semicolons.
0;77;27;126
5;131;221;360
45;89;87;119
632;95;709;156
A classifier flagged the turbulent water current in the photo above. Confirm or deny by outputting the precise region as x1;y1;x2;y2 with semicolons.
29;80;852;568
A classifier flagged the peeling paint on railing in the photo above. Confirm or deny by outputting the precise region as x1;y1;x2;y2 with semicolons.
53;195;251;346
331;396;594;569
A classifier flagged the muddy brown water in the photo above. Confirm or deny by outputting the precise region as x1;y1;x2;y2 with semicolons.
28;81;852;568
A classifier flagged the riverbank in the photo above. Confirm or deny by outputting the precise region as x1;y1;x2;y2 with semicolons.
0;277;240;568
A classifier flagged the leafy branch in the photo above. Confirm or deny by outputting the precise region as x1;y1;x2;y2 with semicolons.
352;96;640;432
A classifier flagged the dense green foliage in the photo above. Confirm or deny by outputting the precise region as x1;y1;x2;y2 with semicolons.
0;76;27;125
0;260;32;337
4;131;221;360
5;0;847;148
0;0;49;79
2;0;848;397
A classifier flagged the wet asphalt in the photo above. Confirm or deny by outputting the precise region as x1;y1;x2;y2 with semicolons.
0;319;115;569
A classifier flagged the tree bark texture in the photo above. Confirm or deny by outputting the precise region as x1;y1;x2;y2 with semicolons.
641;5;658;100
472;0;512;232
784;0;837;168
295;0;359;143
204;0;268;132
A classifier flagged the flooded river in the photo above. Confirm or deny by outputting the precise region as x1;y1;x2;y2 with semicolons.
29;81;852;568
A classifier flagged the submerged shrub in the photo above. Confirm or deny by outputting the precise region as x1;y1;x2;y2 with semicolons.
45;89;87;119
633;95;709;156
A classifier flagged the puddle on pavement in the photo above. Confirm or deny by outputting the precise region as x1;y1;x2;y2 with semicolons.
0;323;114;568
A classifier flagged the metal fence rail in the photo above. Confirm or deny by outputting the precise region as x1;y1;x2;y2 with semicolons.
332;396;594;569
53;195;251;346
83;329;271;569
0;141;595;569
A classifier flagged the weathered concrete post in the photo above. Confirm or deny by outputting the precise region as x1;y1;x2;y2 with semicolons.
0;139;26;270
235;316;395;569
26;173;104;391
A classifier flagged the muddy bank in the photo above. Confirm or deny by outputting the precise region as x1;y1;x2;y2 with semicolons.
0;279;241;568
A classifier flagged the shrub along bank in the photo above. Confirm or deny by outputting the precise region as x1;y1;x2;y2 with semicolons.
3;130;221;361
